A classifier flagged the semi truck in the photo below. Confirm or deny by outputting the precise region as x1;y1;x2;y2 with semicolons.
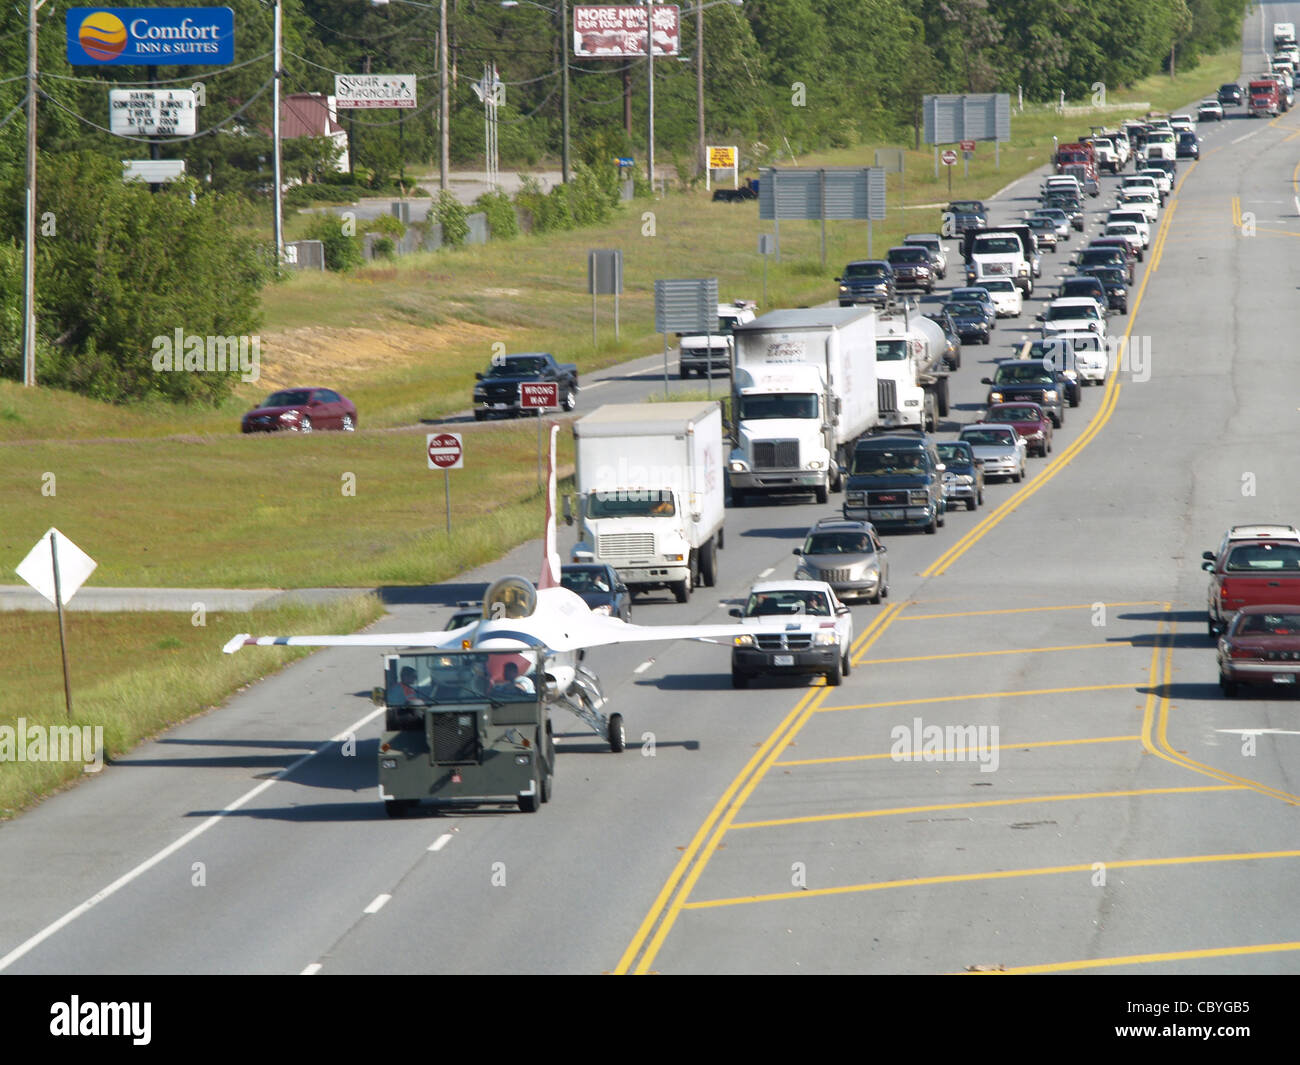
1274;22;1295;49
873;310;951;433
677;299;758;378
727;307;881;506
570;401;725;603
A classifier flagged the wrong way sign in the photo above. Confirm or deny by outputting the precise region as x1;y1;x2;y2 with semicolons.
427;433;463;469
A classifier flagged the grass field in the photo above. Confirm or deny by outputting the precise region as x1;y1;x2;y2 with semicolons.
0;593;384;818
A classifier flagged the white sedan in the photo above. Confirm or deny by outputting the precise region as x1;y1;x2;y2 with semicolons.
1118;187;1160;222
1039;296;1108;339
1049;331;1109;385
977;277;1024;317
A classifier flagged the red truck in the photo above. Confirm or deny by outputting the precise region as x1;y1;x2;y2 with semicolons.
1203;527;1300;637
1249;79;1279;117
1054;143;1100;196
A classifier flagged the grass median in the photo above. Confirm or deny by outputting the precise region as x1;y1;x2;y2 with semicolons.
0;592;385;819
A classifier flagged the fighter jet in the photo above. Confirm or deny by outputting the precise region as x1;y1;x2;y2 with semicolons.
223;426;793;749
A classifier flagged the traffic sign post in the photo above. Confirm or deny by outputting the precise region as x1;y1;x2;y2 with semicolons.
427;433;463;534
942;149;957;194
519;384;559;487
960;139;975;178
16;528;97;719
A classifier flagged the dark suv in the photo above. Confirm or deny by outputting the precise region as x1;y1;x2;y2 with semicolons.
836;260;895;308
947;200;988;237
1218;83;1243;106
886;245;936;292
842;434;946;535
981;360;1067;428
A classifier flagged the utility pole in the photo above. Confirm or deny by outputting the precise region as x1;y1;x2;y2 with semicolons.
440;0;449;190
273;0;284;262
646;0;654;188
21;0;46;388
560;0;570;183
696;4;704;174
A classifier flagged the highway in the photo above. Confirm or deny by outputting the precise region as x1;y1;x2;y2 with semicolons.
2;8;1299;977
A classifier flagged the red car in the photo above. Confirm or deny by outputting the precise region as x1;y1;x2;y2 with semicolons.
241;388;357;433
1217;605;1300;696
1202;534;1300;637
980;402;1053;457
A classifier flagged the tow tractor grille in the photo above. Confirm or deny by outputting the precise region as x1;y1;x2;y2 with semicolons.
597;533;655;558
429;711;479;765
754;632;814;651
754;440;799;469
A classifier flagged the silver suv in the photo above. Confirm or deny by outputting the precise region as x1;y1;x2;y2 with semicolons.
792;517;889;603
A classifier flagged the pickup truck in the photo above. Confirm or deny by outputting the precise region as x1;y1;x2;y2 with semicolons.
473;352;579;419
1203;535;1300;638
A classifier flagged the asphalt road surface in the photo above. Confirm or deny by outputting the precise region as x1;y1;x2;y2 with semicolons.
3;11;1299;977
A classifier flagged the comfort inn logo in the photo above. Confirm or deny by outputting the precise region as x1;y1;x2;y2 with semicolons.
66;7;235;67
77;11;127;61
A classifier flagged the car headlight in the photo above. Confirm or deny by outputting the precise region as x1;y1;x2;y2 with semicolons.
845;492;865;505
909;489;929;504
989;391;1003;403
839;285;848;293
794;564;813;580
814;632;838;646
807;459;823;470
730;459;750;473
1043;390;1058;401
592;603;612;616
733;634;755;647
1029;430;1044;440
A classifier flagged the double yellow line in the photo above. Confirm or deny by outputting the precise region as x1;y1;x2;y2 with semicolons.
613;599;905;974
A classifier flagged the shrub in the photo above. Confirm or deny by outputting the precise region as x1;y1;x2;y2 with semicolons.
304;214;364;271
474;189;519;239
434;190;469;247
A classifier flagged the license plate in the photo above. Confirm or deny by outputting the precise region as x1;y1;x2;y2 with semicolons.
492;403;510;409
872;509;903;520
774;654;794;667
1273;673;1296;684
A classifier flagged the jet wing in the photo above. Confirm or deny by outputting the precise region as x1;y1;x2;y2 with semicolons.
222;624;476;655
532;614;791;652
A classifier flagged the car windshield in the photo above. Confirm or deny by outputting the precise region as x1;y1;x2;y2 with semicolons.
994;364;1054;384
935;444;972;465
1090;269;1125;285
973;237;1021;254
386;650;539;706
1062;281;1101;297
745;590;832;617
949;201;983;213
486;357;547;377
1236;612;1300;635
263;390;311;407
876;340;909;362
988;406;1040;422
1107;225;1138;235
982;280;1016;293
952;290;990;303
737;393;819;420
1225;543;1300;571
586;489;675;519
1045;304;1098;321
889;248;927;262
561;566;614;592
805;532;873;555
850;449;925;476
843;263;887;279
947;302;983;316
962;429;1015;446
1148;132;1174;143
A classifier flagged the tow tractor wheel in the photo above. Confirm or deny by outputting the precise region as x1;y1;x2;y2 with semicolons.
608;712;626;753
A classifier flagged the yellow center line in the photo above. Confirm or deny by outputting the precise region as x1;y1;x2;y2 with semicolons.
775;733;1140;767
729;785;1242;831
681;850;1300;911
615;600;909;973
900;600;1161;621
961;940;1300;974
817;681;1147;714
859;641;1121;665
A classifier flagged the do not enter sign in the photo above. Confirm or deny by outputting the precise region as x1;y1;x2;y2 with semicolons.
941;149;958;166
427;433;463;469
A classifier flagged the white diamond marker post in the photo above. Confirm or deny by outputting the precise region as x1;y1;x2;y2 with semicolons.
15;528;97;718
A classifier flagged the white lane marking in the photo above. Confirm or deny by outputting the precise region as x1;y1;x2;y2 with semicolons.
364;894;392;914
584;380;610;389
633;659;654;675
1232;128;1262;146
0;704;387;973
428;833;454;852
1216;729;1300;737
759;567;774;578
301;963;323;976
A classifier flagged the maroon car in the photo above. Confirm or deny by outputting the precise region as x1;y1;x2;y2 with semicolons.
241;388;357;433
981;402;1053;457
1217;605;1300;697
1202;536;1300;637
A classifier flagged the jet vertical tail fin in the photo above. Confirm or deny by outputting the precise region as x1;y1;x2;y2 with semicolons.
539;423;562;589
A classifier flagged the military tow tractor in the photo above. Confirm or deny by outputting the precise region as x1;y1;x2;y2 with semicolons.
374;645;625;818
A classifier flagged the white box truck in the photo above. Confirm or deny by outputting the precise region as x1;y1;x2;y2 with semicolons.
874;311;951;433
727;307;880;506
570;402;725;603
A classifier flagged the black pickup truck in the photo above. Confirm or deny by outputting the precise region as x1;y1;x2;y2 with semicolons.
472;352;579;420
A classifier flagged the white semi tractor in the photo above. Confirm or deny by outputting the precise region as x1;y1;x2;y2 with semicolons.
570;401;725;603
727;307;881;506
874;311;952;433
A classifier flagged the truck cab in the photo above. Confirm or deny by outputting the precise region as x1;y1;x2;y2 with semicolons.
677;300;757;379
964;228;1038;296
842;433;946;534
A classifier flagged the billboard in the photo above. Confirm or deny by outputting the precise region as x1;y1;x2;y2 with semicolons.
573;5;680;58
67;8;234;66
922;94;1012;144
109;89;197;136
335;74;417;110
